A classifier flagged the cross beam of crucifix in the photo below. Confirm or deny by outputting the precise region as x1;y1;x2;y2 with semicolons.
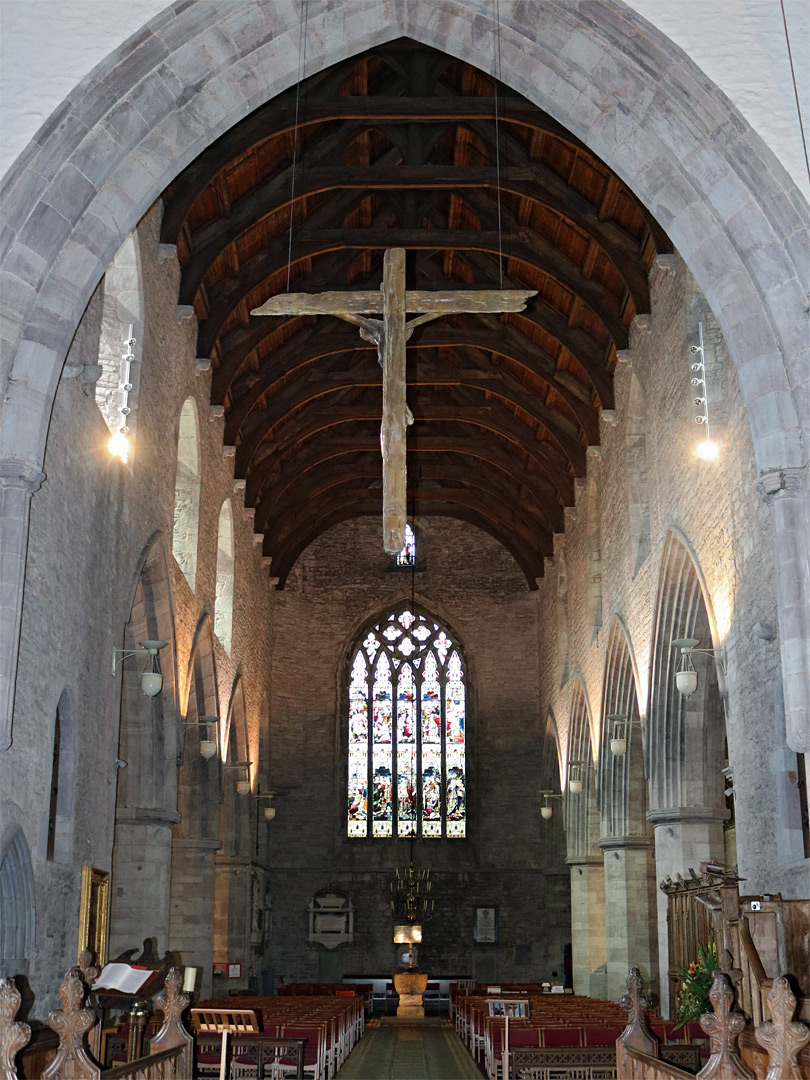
251;249;536;554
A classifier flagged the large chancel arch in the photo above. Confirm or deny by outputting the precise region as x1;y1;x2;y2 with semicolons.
0;0;807;757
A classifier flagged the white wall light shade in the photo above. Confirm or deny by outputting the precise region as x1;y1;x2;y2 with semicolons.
675;668;698;696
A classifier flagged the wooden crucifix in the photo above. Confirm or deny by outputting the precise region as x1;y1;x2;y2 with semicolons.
251;249;536;554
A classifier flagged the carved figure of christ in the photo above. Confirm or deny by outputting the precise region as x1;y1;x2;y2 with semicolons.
251;249;536;554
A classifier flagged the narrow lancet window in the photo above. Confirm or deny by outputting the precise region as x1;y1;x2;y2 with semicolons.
347;607;466;839
396;523;417;566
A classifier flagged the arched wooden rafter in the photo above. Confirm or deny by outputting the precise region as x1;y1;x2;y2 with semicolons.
159;40;668;587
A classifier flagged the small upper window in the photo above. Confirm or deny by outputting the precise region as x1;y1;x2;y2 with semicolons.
396;524;417;567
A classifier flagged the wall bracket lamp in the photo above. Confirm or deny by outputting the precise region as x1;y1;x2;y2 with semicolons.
607;713;645;757
567;761;592;795
254;791;277;820
112;639;167;697
182;716;219;759
672;638;727;697
540;790;563;820
224;760;253;795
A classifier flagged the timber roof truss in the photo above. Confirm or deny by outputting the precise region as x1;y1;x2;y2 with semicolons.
160;39;669;587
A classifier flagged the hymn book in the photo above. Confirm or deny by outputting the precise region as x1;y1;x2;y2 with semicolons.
92;963;153;994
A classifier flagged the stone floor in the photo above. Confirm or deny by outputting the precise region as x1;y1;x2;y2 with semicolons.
336;1017;482;1079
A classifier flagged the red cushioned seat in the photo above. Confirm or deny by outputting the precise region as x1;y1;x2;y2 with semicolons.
584;1025;624;1046
543;1026;582;1047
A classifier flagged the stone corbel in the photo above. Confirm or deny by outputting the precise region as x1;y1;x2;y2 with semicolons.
0;462;46;751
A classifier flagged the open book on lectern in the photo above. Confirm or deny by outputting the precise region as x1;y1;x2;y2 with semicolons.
92;963;153;994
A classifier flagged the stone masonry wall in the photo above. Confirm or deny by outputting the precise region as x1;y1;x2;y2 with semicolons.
267;516;571;985
536;254;808;995
2;203;275;1013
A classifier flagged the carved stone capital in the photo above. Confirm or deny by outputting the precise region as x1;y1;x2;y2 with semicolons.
757;465;806;504
646;805;730;826
0;461;46;493
599;836;654;852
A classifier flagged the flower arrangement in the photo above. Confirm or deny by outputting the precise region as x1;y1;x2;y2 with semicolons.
674;942;718;1028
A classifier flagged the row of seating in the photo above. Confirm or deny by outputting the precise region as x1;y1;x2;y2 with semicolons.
193;993;364;1080
455;991;628;1058
278;983;375;1016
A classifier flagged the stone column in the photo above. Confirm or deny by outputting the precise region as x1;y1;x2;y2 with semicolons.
0;463;45;751
109;808;181;958
600;838;658;1002
568;856;606;995
213;854;254;989
647;807;728;1016
169;837;221;998
759;469;810;754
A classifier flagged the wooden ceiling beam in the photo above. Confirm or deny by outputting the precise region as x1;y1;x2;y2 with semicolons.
178;163;649;306
253;447;562;534
237;404;572;500
233;364;585;472
197;229;627;357
246;435;563;524
216;294;605;421
161;94;594;243
263;473;547;554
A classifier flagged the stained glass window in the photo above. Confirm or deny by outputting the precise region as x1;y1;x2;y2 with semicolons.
347;608;466;838
396;523;417;567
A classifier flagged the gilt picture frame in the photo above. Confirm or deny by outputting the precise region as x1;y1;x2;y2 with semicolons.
77;865;110;967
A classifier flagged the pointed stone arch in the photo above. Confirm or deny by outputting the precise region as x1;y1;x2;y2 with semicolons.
215;677;254;990
343;598;470;841
0;827;36;978
540;710;567;869
647;531;727;814
565;679;599;861
565;679;605;995
597;618;658;1001
170;615;221;998
598;619;646;840
647;529;729;1013
109;532;179;959
1;0;808;756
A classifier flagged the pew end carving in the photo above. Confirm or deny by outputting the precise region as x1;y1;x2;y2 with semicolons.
148;967;192;1077
755;976;810;1080
620;967;659;1058
696;970;753;1079
0;978;31;1080
42;968;101;1079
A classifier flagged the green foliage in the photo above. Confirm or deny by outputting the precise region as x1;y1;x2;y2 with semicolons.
674;942;718;1029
